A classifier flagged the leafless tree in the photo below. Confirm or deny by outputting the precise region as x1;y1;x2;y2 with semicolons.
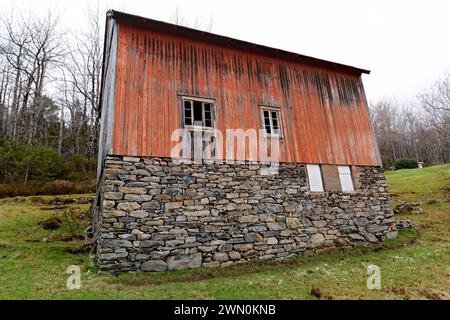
170;7;214;32
0;9;65;145
62;3;103;158
417;74;450;163
370;79;450;167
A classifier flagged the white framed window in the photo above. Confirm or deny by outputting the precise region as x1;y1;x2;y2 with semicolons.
182;97;215;129
306;164;324;192
338;165;354;192
260;106;282;138
181;96;217;161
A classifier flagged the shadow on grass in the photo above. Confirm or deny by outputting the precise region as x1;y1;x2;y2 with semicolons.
106;230;419;287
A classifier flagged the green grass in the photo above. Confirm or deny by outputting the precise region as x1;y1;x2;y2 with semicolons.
0;166;449;300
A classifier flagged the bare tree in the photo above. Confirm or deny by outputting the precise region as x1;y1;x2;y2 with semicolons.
418;74;450;160
370;80;450;167
0;9;65;145
63;3;103;158
170;7;214;32
25;12;66;145
0;11;30;139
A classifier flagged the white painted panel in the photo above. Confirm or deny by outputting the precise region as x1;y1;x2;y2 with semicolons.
306;164;324;192
338;165;351;174
338;165;354;192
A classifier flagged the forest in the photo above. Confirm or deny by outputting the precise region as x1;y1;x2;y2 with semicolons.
0;6;449;197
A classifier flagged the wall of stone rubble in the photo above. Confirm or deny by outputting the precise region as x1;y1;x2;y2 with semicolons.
95;156;396;272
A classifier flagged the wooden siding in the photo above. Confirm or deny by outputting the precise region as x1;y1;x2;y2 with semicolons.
111;24;380;166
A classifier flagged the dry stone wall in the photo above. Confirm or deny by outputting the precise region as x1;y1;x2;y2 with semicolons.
94;156;396;272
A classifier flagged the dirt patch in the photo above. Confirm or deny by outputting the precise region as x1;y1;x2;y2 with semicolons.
40;217;62;230
383;285;408;295
420;289;449;300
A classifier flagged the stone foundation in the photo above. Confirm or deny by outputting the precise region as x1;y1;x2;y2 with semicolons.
94;156;395;272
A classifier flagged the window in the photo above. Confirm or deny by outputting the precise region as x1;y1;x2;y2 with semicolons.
307;164;355;193
183;98;214;128
338;165;354;192
306;164;324;192
181;96;217;161
261;107;282;137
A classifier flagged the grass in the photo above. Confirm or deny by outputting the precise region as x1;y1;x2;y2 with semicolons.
0;165;449;300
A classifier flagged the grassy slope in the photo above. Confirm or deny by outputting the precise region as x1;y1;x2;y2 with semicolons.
0;165;449;300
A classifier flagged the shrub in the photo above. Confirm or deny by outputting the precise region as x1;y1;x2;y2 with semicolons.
49;180;76;195
23;146;64;181
62;155;97;181
394;158;419;170
0;139;96;196
0;180;95;198
0;140;63;183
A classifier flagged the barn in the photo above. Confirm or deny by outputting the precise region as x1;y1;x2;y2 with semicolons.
93;10;395;272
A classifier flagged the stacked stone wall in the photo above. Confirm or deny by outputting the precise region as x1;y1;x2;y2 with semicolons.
95;156;395;272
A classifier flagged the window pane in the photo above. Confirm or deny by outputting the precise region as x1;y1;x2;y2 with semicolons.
204;111;211;119
271;111;279;133
184;101;192;125
272;118;279;129
264;118;271;134
271;111;278;120
193;101;203;124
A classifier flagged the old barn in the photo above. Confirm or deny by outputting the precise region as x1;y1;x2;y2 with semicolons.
94;10;395;272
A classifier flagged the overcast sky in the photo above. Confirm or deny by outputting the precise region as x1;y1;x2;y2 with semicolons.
2;0;450;105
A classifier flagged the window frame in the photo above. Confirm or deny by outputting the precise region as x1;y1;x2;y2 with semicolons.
181;95;216;132
259;105;283;139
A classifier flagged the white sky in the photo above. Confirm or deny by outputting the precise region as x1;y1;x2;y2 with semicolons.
2;0;450;105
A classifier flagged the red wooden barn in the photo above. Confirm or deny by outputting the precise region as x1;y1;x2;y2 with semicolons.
94;11;394;273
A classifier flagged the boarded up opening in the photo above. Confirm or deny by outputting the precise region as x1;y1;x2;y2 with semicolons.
321;165;341;192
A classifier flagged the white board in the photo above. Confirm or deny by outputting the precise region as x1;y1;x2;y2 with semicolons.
306;164;324;192
338;165;354;192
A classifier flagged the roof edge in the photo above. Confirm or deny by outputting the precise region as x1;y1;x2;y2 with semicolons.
107;10;370;75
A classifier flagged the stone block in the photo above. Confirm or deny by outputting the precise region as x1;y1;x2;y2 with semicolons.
142;260;167;272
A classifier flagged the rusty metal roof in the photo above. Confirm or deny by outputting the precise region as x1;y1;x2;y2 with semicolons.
107;10;370;75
